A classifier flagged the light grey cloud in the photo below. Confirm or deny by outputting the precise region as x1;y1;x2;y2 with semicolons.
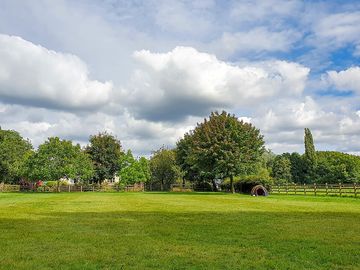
210;27;302;57
126;46;309;121
311;11;360;50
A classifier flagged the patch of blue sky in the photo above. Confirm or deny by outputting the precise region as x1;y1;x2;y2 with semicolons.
328;45;360;71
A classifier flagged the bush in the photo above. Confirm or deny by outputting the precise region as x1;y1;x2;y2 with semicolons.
45;181;57;187
221;169;274;193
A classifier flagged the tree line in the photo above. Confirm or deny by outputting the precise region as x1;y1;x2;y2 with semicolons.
1;111;359;191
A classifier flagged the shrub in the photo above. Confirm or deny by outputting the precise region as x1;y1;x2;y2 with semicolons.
221;169;273;193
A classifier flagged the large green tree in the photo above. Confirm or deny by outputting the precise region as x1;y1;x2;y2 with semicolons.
271;154;292;183
0;128;32;183
149;147;181;191
86;132;123;183
175;133;199;184
25;137;94;182
315;151;360;184
176;111;265;193
304;128;317;182
118;150;150;185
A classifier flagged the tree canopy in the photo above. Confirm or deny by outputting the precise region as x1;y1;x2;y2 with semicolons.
149;147;181;191
304;128;317;182
0;128;32;183
25;137;94;182
86;132;123;183
176;111;265;193
118;150;150;185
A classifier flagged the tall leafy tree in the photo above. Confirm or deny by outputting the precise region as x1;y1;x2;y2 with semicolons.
271;155;292;183
315;151;360;184
86;132;123;183
25;137;94;182
175;133;199;184
149;147;181;191
118;150;150;185
304;128;317;182
0;128;32;183
289;152;306;183
177;111;264;193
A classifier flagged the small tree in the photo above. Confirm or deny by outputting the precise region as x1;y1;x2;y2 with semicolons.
86;132;123;183
149;147;181;191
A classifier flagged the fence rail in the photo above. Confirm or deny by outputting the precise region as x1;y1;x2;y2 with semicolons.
0;183;144;193
270;183;358;197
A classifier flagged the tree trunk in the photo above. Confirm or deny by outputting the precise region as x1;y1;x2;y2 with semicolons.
161;180;164;191
230;175;235;194
212;179;218;192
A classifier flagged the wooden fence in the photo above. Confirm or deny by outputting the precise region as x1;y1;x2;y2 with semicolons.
270;183;358;197
0;183;144;193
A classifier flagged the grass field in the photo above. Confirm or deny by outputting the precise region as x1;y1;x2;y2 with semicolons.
0;192;359;270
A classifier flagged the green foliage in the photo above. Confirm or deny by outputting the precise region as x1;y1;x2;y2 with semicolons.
44;181;58;187
259;149;276;173
0;128;33;183
288;152;306;183
86;132;123;183
25;137;94;182
315;151;360;183
176;111;264;193
118;150;150;185
149;147;181;190
222;168;273;193
175;133;198;182
304;128;317;182
271;154;292;183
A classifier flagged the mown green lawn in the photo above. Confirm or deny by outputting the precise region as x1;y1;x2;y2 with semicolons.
0;192;359;270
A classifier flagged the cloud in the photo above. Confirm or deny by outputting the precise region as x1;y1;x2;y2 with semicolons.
230;0;302;24
324;66;360;94
251;96;360;154
212;27;301;56
127;46;309;121
311;11;360;53
0;34;113;110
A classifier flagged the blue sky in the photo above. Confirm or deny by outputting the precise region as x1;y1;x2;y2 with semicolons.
0;0;360;155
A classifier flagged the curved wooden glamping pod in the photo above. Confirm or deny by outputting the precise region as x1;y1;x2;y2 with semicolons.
251;185;269;196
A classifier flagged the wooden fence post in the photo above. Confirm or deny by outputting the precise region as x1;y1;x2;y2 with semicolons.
325;183;328;196
286;183;288;195
304;183;306;195
339;182;342;197
92;184;95;192
68;185;71;192
80;185;83;192
314;183;317;196
278;184;280;194
354;183;357;197
294;183;297;195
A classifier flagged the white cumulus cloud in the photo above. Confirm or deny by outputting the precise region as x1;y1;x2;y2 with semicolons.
128;46;309;121
325;66;360;94
0;34;113;110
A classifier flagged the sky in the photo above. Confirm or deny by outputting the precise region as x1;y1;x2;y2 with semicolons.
1;0;360;156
